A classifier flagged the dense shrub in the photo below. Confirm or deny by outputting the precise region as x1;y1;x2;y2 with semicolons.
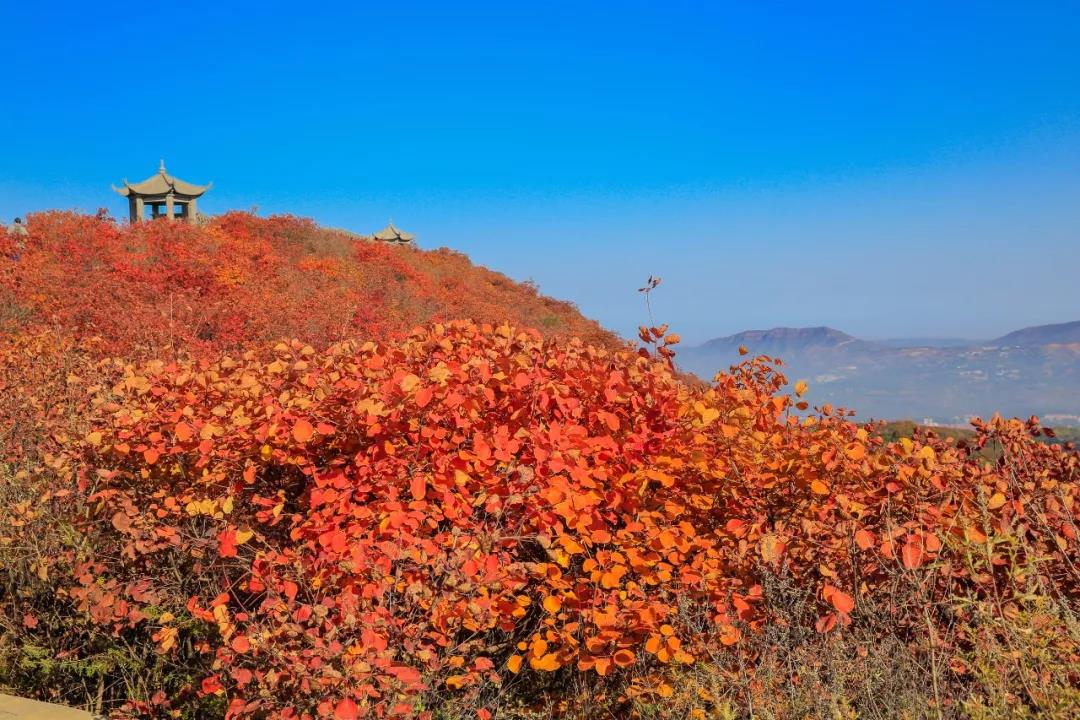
0;212;617;358
1;320;1077;718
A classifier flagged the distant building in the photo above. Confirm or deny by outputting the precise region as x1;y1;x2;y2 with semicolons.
112;161;212;224
371;221;415;244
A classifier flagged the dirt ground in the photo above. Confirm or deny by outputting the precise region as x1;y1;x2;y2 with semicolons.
0;695;95;720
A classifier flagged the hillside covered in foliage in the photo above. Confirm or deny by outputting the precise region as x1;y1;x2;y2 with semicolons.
0;211;617;358
0;216;1078;720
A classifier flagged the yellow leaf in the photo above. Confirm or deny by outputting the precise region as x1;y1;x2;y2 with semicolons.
428;364;451;384
987;492;1007;510
159;626;178;652
794;379;808;397
400;373;421;392
235;528;255;545
86;431;103;446
696;403;720;426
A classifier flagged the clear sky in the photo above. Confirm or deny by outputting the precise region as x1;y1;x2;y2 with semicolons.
2;1;1079;344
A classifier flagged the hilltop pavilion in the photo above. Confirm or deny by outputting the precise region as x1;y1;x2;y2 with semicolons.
112;161;211;224
372;221;415;244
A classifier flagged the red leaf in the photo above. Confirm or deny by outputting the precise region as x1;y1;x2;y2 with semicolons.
218;529;238;558
410;476;426;501
200;675;223;695
334;698;358;720
283;580;298;601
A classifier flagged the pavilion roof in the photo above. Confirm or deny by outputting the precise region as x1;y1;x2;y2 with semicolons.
113;161;212;198
372;222;415;243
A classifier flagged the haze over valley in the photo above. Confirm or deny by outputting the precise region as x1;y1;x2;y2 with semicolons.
679;320;1080;426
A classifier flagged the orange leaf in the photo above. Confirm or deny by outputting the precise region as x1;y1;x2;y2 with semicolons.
543;595;562;613
409;476;426;502
844;442;866;461
719;624;741;645
175;422;194;441
507;655;523;673
530;653;561;672
334;698;358;720
901;540;924;570
598;410;620;431
854;529;875;550
815;613;838;633
292;419;314;443
827;587;855;614
760;534;786;565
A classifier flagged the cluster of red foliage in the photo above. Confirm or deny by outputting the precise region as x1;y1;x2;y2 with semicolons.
5;320;1076;718
0;212;616;358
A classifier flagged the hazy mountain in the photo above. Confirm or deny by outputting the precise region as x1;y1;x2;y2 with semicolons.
992;321;1080;346
679;322;1080;426
696;327;870;354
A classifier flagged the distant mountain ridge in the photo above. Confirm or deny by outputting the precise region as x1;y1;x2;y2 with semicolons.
991;320;1080;347
699;326;864;352
680;321;1080;426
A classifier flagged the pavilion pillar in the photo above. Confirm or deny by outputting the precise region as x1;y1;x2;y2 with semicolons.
165;194;175;222
134;196;145;223
128;196;137;223
186;198;198;224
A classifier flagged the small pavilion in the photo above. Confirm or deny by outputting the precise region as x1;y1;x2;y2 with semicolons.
371;221;415;244
112;161;212;223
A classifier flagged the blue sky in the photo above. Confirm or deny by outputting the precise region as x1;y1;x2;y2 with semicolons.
2;1;1079;343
